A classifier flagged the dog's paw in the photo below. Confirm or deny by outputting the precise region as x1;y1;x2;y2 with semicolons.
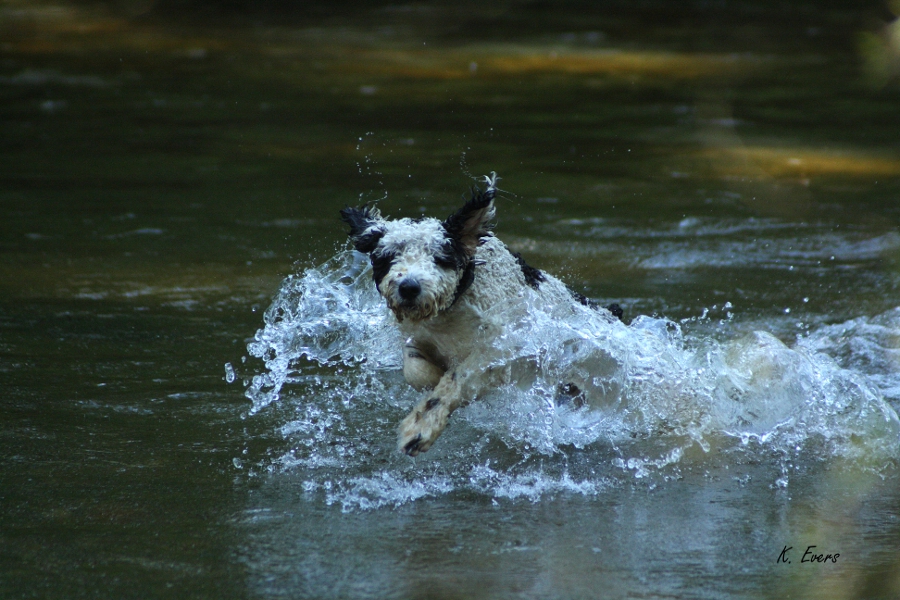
397;396;449;456
400;433;425;456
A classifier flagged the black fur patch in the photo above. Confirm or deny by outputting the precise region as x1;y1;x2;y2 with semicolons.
404;434;423;455
606;303;624;321
443;186;495;245
436;236;469;271
568;290;625;322
434;254;457;270
569;288;598;308
511;252;546;290
425;397;441;411
370;249;397;286
450;260;476;306
340;206;384;253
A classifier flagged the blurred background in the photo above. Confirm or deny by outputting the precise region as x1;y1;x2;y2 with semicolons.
2;0;900;315
2;1;899;599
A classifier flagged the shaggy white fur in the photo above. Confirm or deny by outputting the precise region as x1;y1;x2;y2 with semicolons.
340;174;618;455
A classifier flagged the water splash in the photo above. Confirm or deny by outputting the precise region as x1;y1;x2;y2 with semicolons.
800;307;900;402
245;251;399;414
242;250;900;510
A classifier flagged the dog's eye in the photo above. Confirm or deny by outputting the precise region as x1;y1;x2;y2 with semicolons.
434;255;457;270
371;252;395;284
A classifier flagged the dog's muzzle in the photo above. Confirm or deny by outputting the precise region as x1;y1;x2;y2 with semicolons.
398;278;421;302
388;276;440;322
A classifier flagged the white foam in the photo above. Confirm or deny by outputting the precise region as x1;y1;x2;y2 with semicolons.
800;307;900;402
544;217;900;271
241;250;900;510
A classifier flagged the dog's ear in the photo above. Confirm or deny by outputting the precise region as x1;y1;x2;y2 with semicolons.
443;185;496;256
340;205;385;253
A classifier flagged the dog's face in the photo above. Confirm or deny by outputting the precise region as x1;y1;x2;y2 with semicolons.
341;185;496;322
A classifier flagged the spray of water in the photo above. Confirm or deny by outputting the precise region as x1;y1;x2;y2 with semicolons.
240;250;900;510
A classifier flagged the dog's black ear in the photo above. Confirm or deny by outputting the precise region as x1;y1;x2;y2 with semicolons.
340;205;385;253
443;182;496;256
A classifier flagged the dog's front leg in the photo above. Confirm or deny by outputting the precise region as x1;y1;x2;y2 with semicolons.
397;369;461;456
397;358;506;456
402;340;445;391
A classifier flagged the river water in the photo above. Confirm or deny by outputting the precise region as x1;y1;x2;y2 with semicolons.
2;1;900;598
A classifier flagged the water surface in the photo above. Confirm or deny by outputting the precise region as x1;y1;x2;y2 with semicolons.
2;1;900;598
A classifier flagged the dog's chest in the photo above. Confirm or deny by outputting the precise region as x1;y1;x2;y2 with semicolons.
398;301;489;366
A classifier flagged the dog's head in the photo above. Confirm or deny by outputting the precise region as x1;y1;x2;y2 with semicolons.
340;174;498;323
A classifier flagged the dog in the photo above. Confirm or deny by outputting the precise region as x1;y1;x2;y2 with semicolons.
341;173;622;456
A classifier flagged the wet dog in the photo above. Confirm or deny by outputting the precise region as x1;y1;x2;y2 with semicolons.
341;174;621;455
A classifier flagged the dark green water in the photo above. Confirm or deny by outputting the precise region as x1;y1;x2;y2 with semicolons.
2;1;900;598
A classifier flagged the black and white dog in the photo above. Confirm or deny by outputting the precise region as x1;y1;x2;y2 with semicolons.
341;174;621;455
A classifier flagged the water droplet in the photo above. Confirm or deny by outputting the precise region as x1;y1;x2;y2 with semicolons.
224;362;236;383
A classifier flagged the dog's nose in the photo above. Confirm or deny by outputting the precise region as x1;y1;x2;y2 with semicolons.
398;279;421;301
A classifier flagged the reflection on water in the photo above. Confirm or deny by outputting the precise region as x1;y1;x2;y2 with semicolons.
2;1;900;599
237;465;900;599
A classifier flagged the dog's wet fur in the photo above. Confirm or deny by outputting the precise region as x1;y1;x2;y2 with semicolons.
341;173;622;455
